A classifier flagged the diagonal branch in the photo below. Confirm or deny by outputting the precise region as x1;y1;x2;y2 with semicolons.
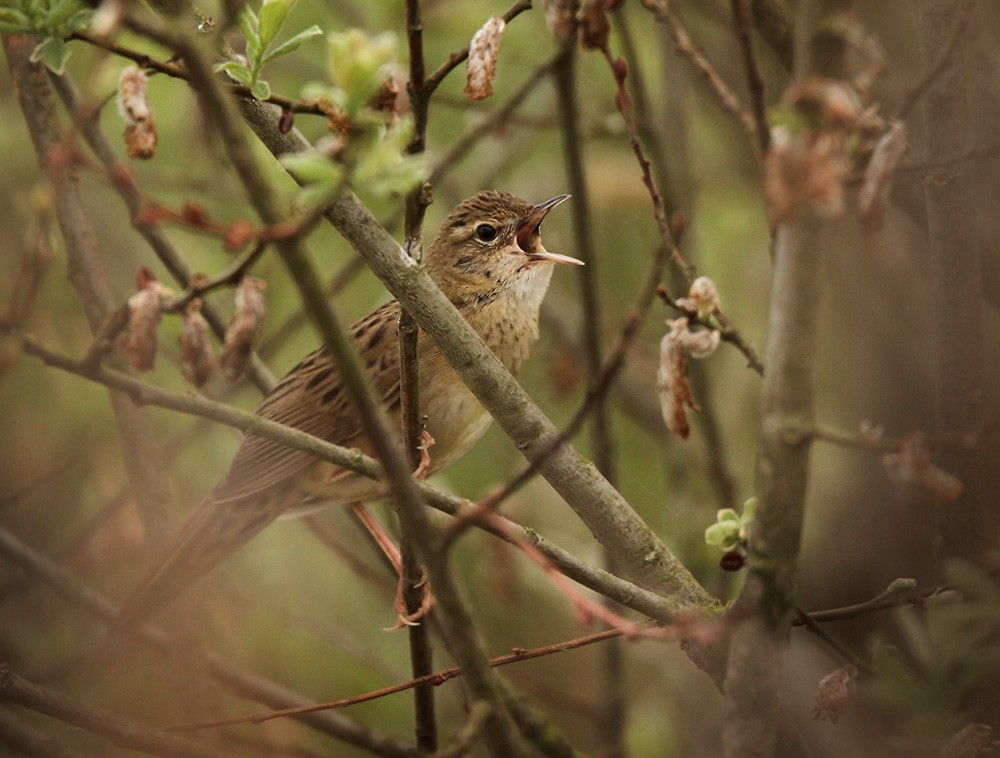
19;335;688;623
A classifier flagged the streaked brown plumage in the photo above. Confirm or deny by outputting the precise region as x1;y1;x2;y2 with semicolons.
115;191;580;629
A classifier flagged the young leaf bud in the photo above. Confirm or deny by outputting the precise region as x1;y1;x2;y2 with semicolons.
464;17;506;101
812;665;857;724
220;276;267;382
125;268;165;371
681;328;721;360
658;319;699;440
179;299;215;387
117;66;157;159
858;121;908;226
578;0;610;52
542;0;576;40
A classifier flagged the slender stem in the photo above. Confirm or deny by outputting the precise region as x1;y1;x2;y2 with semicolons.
730;0;771;153
401;0;436;749
167;628;631;732
69;31;332;117
552;39;626;756
793;609;874;677
643;4;757;139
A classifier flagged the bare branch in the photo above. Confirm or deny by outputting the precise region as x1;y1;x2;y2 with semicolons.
0;662;237;758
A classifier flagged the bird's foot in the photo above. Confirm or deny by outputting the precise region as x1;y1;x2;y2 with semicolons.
412;430;435;480
385;569;434;630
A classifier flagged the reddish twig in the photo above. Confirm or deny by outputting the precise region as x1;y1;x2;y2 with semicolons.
729;0;771;153
601;47;693;280
166;627;636;733
481;511;641;636
642;3;757;140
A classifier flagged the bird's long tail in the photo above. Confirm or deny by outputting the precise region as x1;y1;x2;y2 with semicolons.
112;492;284;633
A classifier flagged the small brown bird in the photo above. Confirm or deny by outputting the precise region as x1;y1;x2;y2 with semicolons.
115;190;581;629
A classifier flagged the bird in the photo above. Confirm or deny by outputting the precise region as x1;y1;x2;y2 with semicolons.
114;190;582;630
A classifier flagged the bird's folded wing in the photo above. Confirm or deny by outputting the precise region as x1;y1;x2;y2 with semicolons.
211;301;402;503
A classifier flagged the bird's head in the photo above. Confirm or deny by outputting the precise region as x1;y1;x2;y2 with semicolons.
425;191;582;306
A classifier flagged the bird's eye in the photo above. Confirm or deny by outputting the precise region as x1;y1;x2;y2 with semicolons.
474;223;498;243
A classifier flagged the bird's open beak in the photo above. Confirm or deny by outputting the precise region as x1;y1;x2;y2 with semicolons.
516;194;584;266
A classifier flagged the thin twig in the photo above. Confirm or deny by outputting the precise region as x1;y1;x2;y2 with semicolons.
399;1;438;749
729;0;771;153
643;3;758;140
800;586;942;625
782;422;987;453
793;609;875;677
423;0;533;94
166;627;632;732
599;47;693;280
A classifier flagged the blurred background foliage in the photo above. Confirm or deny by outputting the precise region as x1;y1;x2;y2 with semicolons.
2;0;1000;756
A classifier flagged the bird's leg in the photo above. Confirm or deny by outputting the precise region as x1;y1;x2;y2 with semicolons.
412;428;435;480
348;501;434;628
349;501;403;573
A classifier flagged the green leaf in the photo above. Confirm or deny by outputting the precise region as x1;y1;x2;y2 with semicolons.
66;7;90;33
239;7;261;64
0;9;31;33
215;60;253;85
250;78;271;101
705;522;737;548
261;24;322;63
325;29;397;116
716;508;739;523
280;152;342;184
879;578;918;598
45;0;83;28
296;181;342;210
257;0;288;50
31;36;70;74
